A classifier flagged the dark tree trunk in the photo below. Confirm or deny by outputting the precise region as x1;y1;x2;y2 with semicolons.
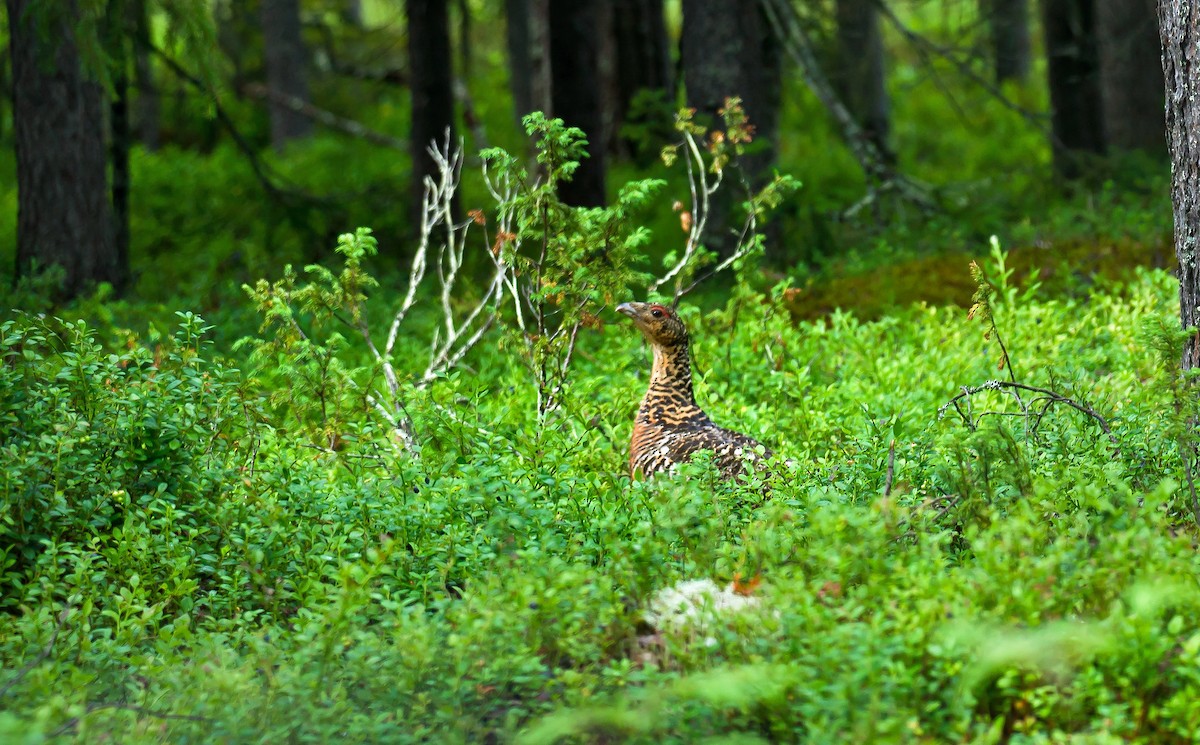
7;0;124;298
834;0;891;157
133;0;160;150
111;47;132;287
549;0;607;207
107;0;132;280
457;0;471;80
407;0;457;220
1098;0;1164;153
505;0;535;122
612;0;673;154
1042;0;1105;178
681;0;781;255
986;0;1031;82
1160;0;1200;370
261;0;313;149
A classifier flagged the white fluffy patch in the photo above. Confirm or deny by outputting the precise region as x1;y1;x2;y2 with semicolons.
644;578;763;646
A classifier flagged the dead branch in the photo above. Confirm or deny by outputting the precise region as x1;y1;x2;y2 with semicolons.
938;379;1120;451
874;0;1055;142
242;83;407;150
760;0;936;214
353;133;507;453
150;46;323;212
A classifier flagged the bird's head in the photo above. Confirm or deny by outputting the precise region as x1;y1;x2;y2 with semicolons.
617;302;689;349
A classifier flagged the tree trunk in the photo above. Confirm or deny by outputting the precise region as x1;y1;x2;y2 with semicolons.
505;0;535;122
407;0;457;221
834;0;891;157
7;0;124;298
1160;0;1200;370
1042;0;1105;178
612;0;673;155
111;43;132;287
133;0;160;150
1097;0;1164;153
986;0;1031;82
549;0;607;207
681;0;781;254
261;0;313;149
456;0;471;80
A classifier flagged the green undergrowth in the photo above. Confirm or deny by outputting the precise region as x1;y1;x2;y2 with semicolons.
3;249;1200;741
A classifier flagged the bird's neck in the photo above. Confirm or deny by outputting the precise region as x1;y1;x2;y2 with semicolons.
639;342;703;421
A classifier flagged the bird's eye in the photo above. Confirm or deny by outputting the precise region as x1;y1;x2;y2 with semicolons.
651;309;663;318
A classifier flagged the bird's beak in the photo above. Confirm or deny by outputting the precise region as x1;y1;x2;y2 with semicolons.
616;302;639;318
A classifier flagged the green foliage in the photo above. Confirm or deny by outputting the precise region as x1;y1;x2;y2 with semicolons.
0;312;260;615
4;238;1200;741
238;227;384;452
482;113;665;414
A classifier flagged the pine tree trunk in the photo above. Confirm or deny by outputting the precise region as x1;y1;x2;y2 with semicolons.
505;0;535;122
261;0;313;149
7;0;124;298
986;0;1031;82
834;0;891;157
407;0;457;221
133;0;160;150
111;50;132;287
612;0;672;155
1042;0;1106;178
1097;0;1164;153
549;0;607;207
681;0;781;255
1160;0;1200;370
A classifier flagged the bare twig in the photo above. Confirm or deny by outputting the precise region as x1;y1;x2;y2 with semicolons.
649;126;723;301
874;0;1055;141
938;379;1120;451
350;134;508;453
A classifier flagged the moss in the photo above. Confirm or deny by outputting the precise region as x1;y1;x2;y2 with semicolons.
785;233;1175;322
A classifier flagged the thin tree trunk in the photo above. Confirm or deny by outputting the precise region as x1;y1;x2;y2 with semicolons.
612;0;672;157
261;0;313;149
107;0;132;279
457;0;471;80
407;0;457;222
1042;0;1105;178
1160;0;1200;370
111;46;132;286
549;0;607;207
986;0;1031;82
7;0;124;298
133;0;160;150
505;0;534;122
834;0;891;157
1098;0;1164;153
529;0;552;120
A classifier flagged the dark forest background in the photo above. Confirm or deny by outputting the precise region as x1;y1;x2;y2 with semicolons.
0;0;1171;322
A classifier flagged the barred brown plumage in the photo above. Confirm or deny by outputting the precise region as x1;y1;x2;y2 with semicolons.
617;301;771;479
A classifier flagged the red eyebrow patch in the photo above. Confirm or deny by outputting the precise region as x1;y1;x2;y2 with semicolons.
649;303;670;315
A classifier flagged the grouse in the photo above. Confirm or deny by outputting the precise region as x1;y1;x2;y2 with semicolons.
617;301;771;479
